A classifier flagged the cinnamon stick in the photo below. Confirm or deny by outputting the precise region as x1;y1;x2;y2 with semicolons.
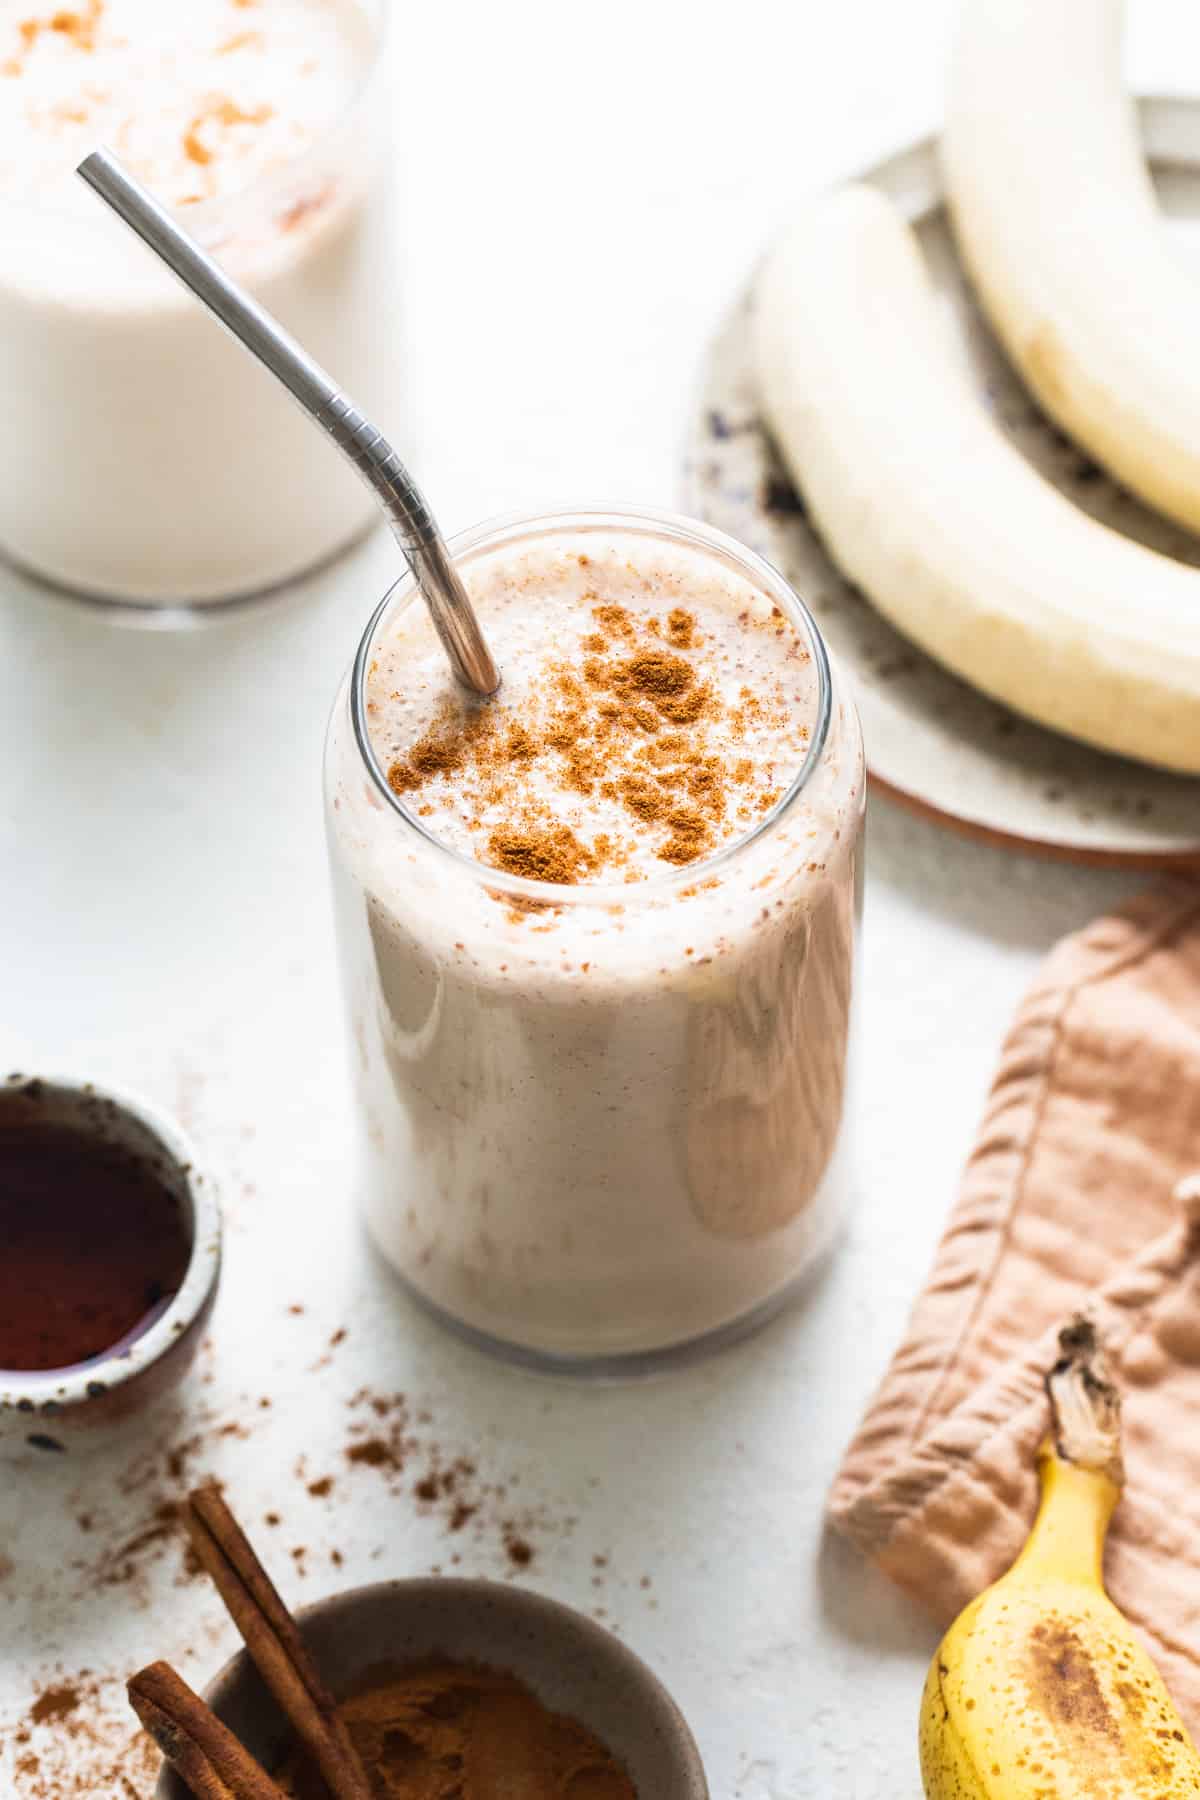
128;1661;288;1800
186;1485;372;1800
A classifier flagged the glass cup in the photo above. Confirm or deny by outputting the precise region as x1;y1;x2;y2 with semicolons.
325;508;866;1373
0;1;398;620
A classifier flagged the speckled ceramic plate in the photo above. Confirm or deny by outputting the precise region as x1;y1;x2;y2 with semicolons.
684;97;1200;866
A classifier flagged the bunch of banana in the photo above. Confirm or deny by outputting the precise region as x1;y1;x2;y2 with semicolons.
919;1319;1200;1798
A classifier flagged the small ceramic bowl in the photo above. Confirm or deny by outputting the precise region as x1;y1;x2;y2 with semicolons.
0;1071;222;1461
158;1577;708;1799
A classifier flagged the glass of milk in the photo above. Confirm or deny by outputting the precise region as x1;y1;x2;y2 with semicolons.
325;508;866;1374
0;0;398;617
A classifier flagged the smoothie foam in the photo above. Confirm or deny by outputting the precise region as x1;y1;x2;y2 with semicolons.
0;0;397;604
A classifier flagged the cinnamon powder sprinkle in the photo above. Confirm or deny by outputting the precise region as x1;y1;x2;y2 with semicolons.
667;606;696;648
592;602;635;639
29;1684;82;1725
661;807;710;866
346;1438;396;1470
383;597;801;880
488;824;597;885
278;186;331;233
50;2;102;50
183;97;273;167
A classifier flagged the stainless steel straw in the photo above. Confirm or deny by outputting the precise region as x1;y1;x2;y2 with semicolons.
77;149;499;697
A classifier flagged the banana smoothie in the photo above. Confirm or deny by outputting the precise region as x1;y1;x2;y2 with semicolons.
0;0;396;607
325;511;865;1368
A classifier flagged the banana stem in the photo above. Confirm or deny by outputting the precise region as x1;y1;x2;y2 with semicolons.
1013;1318;1124;1587
1045;1317;1124;1487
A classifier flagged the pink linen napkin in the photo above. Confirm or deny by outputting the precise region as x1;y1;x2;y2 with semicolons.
829;883;1200;1718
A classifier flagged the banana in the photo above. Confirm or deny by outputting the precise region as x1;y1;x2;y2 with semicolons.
942;0;1200;535
919;1320;1200;1798
752;182;1200;774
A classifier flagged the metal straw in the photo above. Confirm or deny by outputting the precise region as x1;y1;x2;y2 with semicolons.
77;148;499;697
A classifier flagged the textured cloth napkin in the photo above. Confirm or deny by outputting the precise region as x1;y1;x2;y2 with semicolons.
829;881;1200;1720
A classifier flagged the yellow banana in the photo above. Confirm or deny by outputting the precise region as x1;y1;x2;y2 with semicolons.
919;1320;1200;1798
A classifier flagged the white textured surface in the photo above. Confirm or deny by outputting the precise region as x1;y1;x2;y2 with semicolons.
1;1;1187;1793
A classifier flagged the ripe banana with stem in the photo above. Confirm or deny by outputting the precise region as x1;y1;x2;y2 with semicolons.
919;1319;1200;1798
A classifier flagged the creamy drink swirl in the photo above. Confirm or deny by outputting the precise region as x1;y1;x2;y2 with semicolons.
0;0;396;606
326;514;865;1367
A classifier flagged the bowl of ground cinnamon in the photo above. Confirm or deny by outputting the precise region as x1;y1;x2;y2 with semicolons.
156;1574;707;1800
0;1071;221;1460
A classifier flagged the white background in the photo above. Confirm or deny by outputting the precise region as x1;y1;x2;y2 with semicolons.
0;3;1193;1794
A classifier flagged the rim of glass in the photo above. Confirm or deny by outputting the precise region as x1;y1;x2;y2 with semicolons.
0;0;390;232
349;505;834;907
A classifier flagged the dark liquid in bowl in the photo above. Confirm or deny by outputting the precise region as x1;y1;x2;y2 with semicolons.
0;1121;191;1371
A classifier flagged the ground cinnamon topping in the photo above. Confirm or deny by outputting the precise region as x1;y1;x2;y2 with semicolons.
183;97;273;167
278;186;332;232
217;28;261;53
12;1;101;57
591;602;635;639
622;649;692;698
49;1;101;49
618;773;665;823
487;824;596;885
593;646;711;727
666;606;696;648
503;722;535;763
381;589;802;884
661;807;710;866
